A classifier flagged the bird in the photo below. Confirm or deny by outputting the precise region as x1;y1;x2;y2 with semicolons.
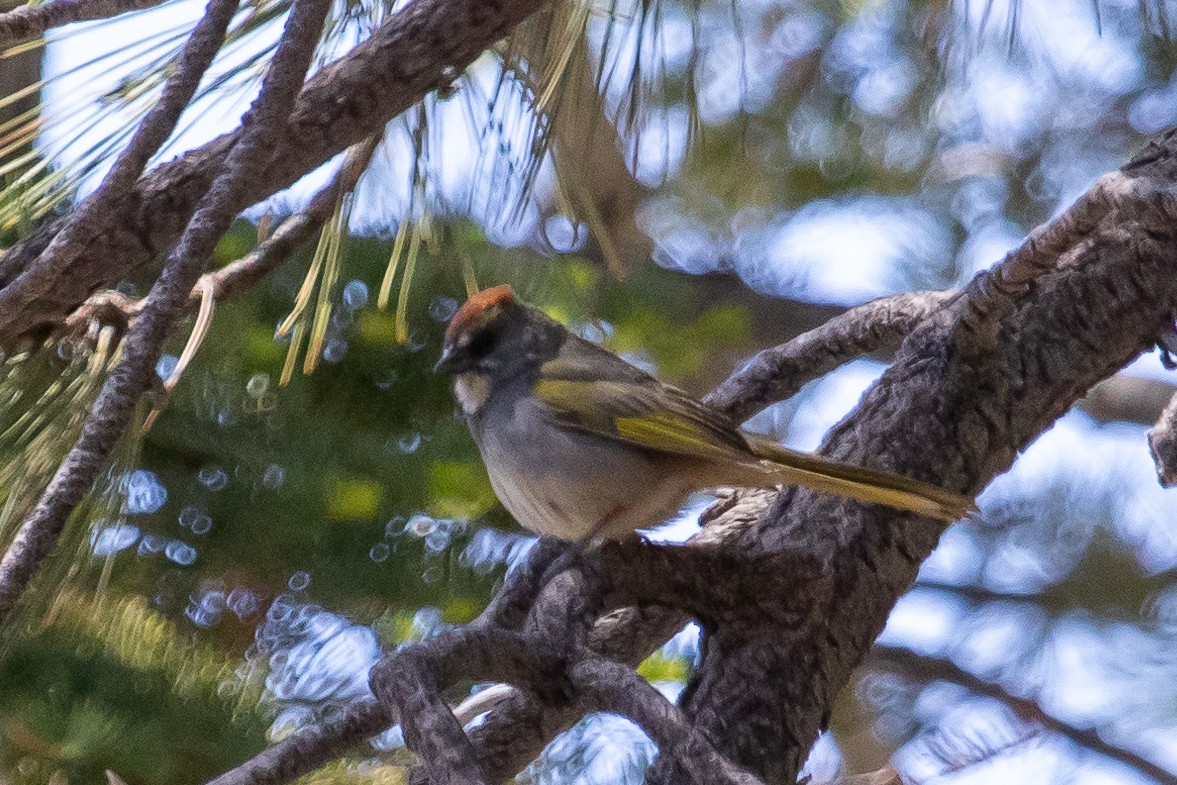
434;284;972;542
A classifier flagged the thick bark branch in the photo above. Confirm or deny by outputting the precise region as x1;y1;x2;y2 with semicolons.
472;539;572;631
0;0;166;47
649;132;1177;784
704;290;956;423
0;0;329;621
0;0;548;346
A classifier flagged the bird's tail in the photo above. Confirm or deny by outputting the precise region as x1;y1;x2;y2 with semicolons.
743;435;973;523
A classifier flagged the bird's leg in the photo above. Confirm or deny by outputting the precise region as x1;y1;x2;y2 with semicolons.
576;504;627;550
530;504;624;588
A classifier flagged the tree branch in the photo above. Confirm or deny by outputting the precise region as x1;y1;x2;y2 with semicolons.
11;0;239;327
386;649;489;785
206;699;394;785
704;290;956;423
0;0;330;622
370;628;566;785
471;538;572;631
960;169;1139;309
648;133;1177;784
204;137;378;300
0;0;550;345
870;646;1177;785
0;0;167;47
569;657;765;785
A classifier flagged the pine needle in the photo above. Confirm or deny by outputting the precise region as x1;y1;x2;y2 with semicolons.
394;214;425;344
278;319;306;387
276;220;331;337
303;191;350;374
377;217;410;310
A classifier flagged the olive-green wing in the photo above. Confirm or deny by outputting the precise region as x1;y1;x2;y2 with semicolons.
535;342;974;523
534;351;750;463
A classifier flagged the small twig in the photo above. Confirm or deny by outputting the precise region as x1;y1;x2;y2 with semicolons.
0;0;167;47
205;699;394;785
0;0;330;622
1148;390;1177;486
61;135;382;345
60;289;142;339
142;277;215;431
871;646;1177;785
0;0;240;332
570;657;765;785
199;135;380;303
704;291;955;423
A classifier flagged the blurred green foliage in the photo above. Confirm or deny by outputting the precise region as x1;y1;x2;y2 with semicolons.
0;219;753;785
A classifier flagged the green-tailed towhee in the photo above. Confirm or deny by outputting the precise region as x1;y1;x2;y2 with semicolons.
435;285;972;541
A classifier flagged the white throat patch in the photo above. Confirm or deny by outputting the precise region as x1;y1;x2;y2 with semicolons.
454;372;491;415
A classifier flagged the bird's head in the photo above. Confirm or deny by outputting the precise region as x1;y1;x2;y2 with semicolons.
435;285;526;376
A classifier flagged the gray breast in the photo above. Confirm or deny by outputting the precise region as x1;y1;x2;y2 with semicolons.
467;383;689;541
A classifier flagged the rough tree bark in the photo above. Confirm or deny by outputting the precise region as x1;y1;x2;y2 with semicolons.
644;146;1177;782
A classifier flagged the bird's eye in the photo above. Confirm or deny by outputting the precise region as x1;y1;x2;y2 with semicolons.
464;328;497;359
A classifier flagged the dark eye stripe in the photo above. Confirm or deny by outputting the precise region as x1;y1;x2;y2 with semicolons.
465;329;497;359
